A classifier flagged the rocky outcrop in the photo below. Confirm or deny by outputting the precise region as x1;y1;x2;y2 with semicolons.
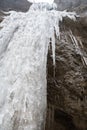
0;0;31;12
47;11;87;130
55;0;87;11
0;10;4;22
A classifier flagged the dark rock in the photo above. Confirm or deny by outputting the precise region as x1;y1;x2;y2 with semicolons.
0;0;31;12
47;15;87;130
55;0;87;11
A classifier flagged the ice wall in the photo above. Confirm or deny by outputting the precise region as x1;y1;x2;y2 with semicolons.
0;2;76;130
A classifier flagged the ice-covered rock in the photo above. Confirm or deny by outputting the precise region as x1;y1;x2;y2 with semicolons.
0;2;76;130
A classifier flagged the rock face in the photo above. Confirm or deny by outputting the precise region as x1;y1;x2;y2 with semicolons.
0;0;31;11
0;0;87;12
47;10;87;130
55;0;87;11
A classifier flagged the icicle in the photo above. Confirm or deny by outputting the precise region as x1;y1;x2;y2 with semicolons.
51;32;55;66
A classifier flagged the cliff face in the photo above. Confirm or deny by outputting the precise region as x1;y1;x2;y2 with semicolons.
47;9;87;130
55;0;87;10
46;2;87;130
0;0;31;11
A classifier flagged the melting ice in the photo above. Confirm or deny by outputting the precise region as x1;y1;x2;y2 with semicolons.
0;2;76;130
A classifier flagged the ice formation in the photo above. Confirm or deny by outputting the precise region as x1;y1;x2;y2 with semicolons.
0;2;76;130
27;0;54;4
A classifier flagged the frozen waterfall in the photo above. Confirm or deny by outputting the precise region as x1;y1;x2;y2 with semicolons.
0;2;76;130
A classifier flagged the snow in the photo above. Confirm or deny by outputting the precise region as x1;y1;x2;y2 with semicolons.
0;2;76;130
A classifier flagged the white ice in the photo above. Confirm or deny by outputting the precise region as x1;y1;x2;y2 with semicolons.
0;2;76;130
28;0;54;4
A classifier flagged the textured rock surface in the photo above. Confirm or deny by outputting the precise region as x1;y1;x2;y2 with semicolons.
0;0;31;12
55;0;87;11
47;11;87;130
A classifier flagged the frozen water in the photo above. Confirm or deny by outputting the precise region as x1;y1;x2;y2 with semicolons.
0;2;76;130
28;0;54;4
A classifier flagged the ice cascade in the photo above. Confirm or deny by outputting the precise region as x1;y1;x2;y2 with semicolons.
0;2;76;130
